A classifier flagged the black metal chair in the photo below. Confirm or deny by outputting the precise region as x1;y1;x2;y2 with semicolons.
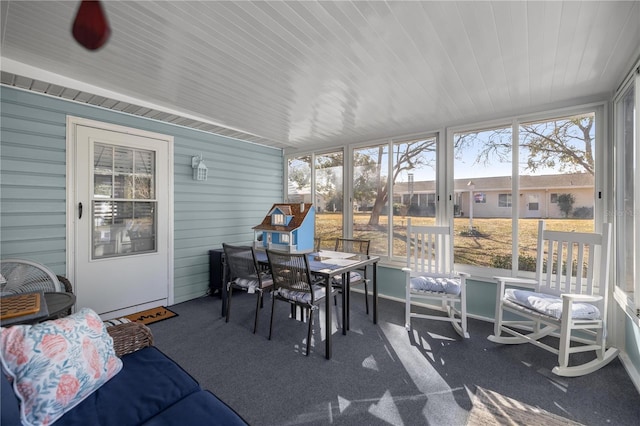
332;238;371;315
266;249;335;356
222;243;273;334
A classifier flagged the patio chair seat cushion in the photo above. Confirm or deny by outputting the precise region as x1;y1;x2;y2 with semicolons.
504;288;601;320
332;271;364;285
233;275;272;292
410;275;461;296
275;284;326;304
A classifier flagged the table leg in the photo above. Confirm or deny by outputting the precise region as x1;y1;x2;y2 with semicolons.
341;272;347;335
346;272;350;331
325;276;332;359
373;262;378;324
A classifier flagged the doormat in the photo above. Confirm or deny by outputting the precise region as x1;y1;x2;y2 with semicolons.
466;387;583;425
123;306;178;325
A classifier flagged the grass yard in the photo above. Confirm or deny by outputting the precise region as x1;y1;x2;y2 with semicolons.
315;213;594;268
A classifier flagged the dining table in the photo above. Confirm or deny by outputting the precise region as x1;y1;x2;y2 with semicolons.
223;248;380;360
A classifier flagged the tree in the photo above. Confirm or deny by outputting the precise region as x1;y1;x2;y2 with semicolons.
356;139;436;226
557;193;576;218
454;114;595;176
288;157;311;190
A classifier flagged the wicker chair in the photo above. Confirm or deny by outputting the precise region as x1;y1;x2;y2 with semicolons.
222;243;273;333
266;249;335;356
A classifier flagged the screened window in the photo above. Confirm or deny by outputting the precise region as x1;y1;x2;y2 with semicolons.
315;151;343;250
353;145;389;256
614;66;639;308
453;126;512;267
392;136;437;257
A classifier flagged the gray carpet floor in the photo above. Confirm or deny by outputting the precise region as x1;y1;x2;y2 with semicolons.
147;291;639;426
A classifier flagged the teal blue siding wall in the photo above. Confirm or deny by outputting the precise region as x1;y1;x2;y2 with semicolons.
0;86;283;304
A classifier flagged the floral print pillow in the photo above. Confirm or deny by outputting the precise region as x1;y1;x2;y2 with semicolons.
0;308;122;426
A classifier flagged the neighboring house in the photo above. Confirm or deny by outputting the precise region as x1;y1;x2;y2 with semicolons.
253;203;315;252
393;173;594;219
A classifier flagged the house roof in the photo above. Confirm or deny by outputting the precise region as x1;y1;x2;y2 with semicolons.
393;172;594;193
253;203;312;232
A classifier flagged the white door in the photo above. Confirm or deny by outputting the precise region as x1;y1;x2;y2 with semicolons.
67;117;173;319
526;194;541;218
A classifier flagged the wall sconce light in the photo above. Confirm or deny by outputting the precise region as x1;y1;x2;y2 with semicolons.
191;154;208;181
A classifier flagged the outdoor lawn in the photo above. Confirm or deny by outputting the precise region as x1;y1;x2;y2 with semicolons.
316;213;594;269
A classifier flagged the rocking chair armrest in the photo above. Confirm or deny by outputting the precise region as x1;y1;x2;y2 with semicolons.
560;293;603;303
493;276;537;288
493;276;537;298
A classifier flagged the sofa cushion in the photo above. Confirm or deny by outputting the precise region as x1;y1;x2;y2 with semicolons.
56;346;201;426
0;308;122;426
1;371;21;425
141;390;248;426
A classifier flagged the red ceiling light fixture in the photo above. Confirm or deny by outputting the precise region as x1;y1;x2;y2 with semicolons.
72;0;111;51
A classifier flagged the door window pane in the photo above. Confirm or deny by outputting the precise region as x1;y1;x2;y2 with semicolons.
92;144;157;259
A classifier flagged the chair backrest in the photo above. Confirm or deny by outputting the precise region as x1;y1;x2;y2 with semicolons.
535;220;612;300
406;218;454;276
0;259;63;294
222;243;260;282
266;250;315;302
335;238;370;255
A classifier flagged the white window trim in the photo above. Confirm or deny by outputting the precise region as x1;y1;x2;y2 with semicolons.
613;60;640;323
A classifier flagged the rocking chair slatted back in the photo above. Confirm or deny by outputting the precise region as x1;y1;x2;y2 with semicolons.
406;224;453;277
537;221;610;300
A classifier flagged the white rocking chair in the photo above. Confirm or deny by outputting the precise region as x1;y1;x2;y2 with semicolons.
403;219;469;338
488;220;618;377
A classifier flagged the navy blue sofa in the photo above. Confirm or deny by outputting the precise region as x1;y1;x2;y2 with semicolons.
1;323;247;426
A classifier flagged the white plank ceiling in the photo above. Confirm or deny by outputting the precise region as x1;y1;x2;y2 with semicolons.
1;1;639;152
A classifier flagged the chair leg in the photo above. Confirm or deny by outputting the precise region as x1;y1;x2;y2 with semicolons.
225;286;233;323
268;296;276;341
363;281;369;314
306;306;313;356
253;291;262;334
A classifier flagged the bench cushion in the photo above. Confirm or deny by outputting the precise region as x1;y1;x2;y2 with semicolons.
56;346;200;426
504;289;601;320
142;390;247;426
